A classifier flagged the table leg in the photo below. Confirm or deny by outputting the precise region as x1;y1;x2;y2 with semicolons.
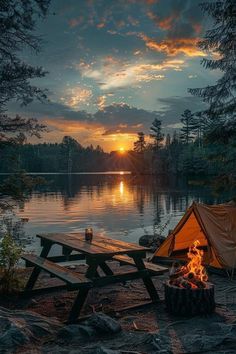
85;259;99;278
68;258;100;322
132;256;160;302
99;262;114;276
25;242;52;290
68;288;90;323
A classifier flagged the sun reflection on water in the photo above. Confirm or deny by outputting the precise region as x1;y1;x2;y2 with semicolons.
119;181;124;196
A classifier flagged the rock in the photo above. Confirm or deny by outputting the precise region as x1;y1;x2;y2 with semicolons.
139;234;165;250
78;324;97;337
94;346;120;354
0;306;62;352
86;313;121;335
58;324;82;340
57;323;96;344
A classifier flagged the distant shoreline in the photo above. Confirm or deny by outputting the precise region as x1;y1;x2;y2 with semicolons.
0;171;132;175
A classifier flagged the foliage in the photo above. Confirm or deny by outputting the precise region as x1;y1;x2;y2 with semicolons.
150;118;164;150
0;0;50;110
0;0;49;146
0;0;51;210
188;0;236;187
0;234;23;294
180;109;196;144
133;132;146;153
189;0;236;135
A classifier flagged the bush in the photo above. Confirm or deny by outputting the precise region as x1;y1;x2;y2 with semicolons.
0;234;23;294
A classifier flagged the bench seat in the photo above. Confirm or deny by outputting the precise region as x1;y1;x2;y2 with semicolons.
113;255;168;275
22;254;92;290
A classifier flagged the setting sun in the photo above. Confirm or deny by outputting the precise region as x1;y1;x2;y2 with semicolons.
119;147;125;154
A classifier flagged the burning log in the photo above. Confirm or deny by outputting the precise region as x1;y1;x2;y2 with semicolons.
165;240;215;316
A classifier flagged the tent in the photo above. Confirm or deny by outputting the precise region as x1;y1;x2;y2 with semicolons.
153;201;236;269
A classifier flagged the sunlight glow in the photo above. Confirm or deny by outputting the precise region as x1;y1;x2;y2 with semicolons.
119;147;125;154
119;181;124;196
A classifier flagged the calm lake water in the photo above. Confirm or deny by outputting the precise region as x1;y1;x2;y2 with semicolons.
14;172;231;253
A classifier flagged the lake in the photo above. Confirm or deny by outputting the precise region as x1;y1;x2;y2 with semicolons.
12;171;227;250
15;172;230;253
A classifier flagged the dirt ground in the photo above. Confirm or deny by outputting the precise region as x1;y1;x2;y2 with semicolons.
2;262;236;353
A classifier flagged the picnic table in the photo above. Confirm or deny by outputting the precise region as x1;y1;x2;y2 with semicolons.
22;233;168;322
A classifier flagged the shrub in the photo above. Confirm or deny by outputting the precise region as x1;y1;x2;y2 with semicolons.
0;234;23;294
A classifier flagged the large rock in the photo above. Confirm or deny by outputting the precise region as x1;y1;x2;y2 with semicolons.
94;347;120;354
0;306;62;353
86;313;121;335
58;313;121;344
139;234;165;251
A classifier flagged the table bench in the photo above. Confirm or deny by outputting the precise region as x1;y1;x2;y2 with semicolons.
22;233;168;322
113;255;169;275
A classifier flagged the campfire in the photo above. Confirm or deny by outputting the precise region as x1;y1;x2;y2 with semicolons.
169;240;208;289
164;240;215;316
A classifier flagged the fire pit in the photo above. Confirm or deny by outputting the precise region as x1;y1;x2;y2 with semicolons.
164;240;215;316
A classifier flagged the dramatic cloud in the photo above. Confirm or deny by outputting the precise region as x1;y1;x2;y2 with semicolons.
60;87;93;109
140;34;205;57
13;0;216;150
78;57;185;90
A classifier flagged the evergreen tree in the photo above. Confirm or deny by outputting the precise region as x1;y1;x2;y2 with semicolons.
150;118;164;150
180;109;196;144
60;136;82;173
193;112;208;148
133;132;146;153
172;131;179;145
189;0;236;137
165;133;171;147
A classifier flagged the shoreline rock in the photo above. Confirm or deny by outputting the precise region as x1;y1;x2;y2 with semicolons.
139;234;165;252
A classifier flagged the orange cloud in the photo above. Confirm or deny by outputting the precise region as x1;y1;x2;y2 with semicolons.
41;118;136;152
147;11;178;31
140;34;205;57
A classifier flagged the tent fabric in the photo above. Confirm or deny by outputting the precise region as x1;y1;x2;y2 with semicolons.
154;201;236;269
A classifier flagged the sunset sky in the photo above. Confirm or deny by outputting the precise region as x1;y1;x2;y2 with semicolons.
9;0;220;151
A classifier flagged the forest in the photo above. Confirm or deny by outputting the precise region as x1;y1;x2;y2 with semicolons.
1;109;236;188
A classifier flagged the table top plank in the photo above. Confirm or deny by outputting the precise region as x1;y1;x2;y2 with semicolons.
70;233;148;253
37;233;149;256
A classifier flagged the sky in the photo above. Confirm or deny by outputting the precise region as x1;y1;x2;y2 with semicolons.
9;0;220;151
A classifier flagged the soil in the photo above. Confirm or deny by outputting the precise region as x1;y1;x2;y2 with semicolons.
1;262;236;353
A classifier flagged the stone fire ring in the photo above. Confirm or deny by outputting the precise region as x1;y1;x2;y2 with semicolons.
164;280;215;316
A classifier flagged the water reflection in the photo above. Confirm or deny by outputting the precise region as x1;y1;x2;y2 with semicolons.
17;173;231;252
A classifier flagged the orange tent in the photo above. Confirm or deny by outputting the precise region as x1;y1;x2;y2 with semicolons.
153;201;236;269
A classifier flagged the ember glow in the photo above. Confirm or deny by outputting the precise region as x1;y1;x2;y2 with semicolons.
170;240;208;289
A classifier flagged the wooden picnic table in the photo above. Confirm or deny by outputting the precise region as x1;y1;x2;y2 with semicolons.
22;233;168;322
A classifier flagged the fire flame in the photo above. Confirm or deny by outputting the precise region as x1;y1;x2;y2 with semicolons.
184;240;208;283
170;240;208;289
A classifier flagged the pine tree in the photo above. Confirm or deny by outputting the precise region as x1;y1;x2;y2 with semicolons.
0;0;50;145
150;118;164;150
189;0;236;133
133;132;146;153
172;131;179;145
165;133;171;147
180;110;196;144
